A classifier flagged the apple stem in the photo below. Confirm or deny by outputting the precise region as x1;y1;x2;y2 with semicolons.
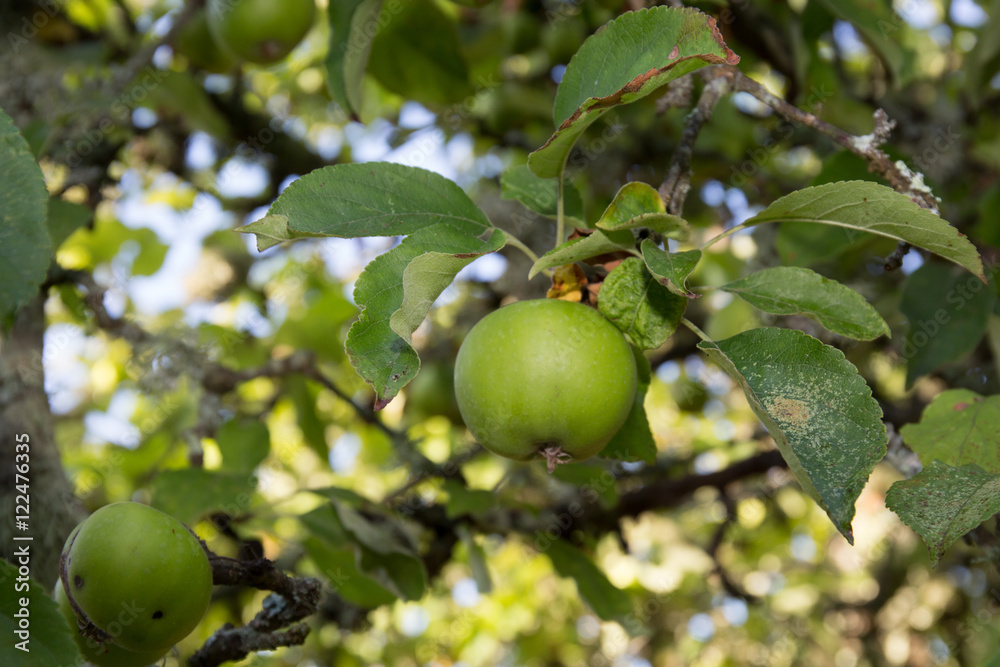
541;445;573;473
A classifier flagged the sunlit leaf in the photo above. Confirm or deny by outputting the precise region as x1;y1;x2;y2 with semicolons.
743;181;985;281
720;267;890;340
347;225;504;408
595;182;689;240
238;162;491;246
529;229;633;280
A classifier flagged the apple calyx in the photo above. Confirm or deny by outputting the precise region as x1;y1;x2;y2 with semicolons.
542;445;574;473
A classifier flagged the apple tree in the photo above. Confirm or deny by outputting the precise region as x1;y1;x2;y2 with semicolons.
2;0;1000;665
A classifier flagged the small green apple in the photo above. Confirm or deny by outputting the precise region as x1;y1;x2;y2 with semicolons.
207;0;316;64
54;580;167;667
405;360;463;424
454;299;637;471
175;9;235;73
60;502;212;653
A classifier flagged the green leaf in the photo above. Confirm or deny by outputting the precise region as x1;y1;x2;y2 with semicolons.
46;198;92;251
595;182;690;241
287;377;329;461
0;107;50;319
545;541;632;623
529;229;634;280
444;480;498;519
303;500;427;601
143;70;229;136
150;469;257;526
640;241;701;299
347;225;504;408
389;228;506;344
885;460;1000;566
719;267;890;341
63;217;167;276
899;262;994;387
238;163;501;406
235;215;320;252
300;508;400;608
216;418;271;474
326;0;383;119
600;346;656;463
698;328;886;543
367;0;471;106
598;257;687;350
983;646;1000;667
457;524;492;594
742;181;985;281
237;162;492;247
815;0;916;87
500;163;584;222
0;561;80;667
900;389;1000;473
528;7;739;178
303;536;397;607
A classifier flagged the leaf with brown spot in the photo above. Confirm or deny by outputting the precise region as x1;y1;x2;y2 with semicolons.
698;327;886;543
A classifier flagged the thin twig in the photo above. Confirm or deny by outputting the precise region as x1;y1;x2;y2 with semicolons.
659;68;734;215
728;69;938;212
190;553;321;667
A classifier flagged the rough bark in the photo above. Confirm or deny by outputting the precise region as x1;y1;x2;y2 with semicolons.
0;294;83;591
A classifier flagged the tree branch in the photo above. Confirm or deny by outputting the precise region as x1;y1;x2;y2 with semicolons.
659;68;733;215
728;70;936;211
612;449;786;522
188;551;321;667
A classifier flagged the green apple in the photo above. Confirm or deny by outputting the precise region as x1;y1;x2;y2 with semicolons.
175;9;235;73
454;299;637;471
54;580;167;667
61;502;212;653
670;374;709;412
405;360;463;424
207;0;316;64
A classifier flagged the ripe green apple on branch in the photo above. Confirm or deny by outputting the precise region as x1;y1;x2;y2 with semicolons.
454;298;638;472
56;502;213;666
206;0;316;65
